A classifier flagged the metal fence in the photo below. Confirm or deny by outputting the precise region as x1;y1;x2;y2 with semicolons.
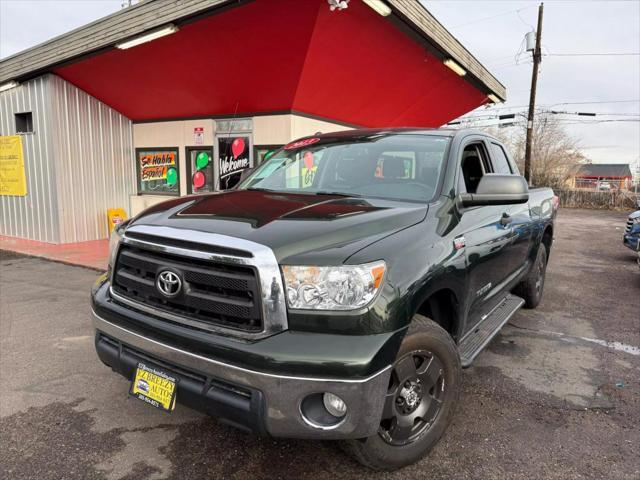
556;189;639;211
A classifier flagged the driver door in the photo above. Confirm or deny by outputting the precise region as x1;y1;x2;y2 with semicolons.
455;139;516;333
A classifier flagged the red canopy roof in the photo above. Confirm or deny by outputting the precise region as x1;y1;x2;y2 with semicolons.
54;0;490;127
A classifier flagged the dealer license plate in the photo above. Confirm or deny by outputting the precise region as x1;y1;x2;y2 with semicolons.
129;362;178;413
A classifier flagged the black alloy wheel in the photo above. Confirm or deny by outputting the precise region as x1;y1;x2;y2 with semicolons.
379;350;445;445
342;315;461;471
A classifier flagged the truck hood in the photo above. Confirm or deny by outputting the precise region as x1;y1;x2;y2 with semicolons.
630;210;640;220
129;190;429;263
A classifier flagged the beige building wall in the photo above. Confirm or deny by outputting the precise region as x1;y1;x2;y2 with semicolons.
291;115;351;138
130;114;351;216
252;115;291;145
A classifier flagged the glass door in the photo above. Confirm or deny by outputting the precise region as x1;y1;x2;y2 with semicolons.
215;118;253;191
186;146;215;194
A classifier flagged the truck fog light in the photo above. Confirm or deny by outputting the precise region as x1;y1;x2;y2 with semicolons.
323;392;347;418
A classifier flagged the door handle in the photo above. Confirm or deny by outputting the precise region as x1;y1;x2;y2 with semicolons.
500;213;512;226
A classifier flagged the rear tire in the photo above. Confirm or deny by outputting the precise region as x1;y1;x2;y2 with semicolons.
343;315;461;471
515;244;548;309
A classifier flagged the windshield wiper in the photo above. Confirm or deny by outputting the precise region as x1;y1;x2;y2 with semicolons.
312;191;364;198
246;187;276;193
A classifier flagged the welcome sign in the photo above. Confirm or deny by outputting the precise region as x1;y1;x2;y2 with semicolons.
218;136;250;189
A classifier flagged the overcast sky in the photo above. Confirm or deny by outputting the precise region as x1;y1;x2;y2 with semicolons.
1;0;638;169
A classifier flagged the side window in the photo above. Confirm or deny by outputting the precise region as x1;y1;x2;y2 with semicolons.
490;143;514;174
460;143;489;193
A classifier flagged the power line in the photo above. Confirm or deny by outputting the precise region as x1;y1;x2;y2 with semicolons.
448;5;537;28
451;101;640;123
456;110;640;123
549;111;640;117
492;61;534;70
466;100;640;112
485;53;526;64
547;100;640;106
447;118;640;129
544;52;640;56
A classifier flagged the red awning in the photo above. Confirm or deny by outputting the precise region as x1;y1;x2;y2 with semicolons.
54;0;489;127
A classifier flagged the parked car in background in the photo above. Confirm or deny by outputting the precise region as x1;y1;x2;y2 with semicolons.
597;181;612;191
623;208;640;251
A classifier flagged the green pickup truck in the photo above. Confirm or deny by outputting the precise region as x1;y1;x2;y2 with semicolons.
91;128;554;470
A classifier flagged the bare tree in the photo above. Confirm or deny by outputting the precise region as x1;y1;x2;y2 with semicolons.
483;114;585;189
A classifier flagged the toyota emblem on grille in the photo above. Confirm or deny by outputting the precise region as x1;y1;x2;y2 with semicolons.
156;270;182;297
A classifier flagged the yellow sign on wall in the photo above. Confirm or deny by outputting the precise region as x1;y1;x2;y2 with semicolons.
107;208;127;234
0;135;27;196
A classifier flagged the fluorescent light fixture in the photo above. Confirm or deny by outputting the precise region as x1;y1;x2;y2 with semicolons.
0;81;19;93
363;0;392;16
443;59;466;76
116;24;179;50
488;94;502;104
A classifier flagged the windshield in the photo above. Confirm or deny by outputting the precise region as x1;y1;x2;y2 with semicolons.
238;134;450;202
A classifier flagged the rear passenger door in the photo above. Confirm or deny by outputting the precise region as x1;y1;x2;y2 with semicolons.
488;141;534;276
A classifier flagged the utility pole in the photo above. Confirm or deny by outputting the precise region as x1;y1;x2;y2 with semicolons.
524;3;544;185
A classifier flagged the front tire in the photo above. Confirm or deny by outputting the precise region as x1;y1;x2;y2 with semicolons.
343;315;461;471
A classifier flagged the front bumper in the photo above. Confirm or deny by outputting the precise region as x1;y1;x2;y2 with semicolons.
93;310;391;439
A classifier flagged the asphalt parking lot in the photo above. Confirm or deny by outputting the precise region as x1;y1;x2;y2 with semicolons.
1;208;638;480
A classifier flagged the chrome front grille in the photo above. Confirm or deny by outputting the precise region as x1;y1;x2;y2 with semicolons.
113;244;263;331
109;225;288;340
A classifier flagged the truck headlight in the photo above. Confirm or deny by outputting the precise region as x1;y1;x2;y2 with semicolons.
107;224;125;270
281;261;385;310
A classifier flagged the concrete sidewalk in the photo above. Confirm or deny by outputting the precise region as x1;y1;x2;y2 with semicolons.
0;235;108;271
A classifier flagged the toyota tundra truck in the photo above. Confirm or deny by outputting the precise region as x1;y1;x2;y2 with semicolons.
91;128;555;470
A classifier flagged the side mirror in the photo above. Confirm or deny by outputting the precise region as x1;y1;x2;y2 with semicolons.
458;174;529;207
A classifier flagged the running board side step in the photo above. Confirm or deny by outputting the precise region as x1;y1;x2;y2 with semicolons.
458;294;525;368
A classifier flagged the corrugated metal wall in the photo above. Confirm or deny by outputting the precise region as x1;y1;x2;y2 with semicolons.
0;76;59;243
49;75;135;243
0;74;135;243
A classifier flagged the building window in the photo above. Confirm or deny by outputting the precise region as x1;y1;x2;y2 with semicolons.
254;145;282;167
186;146;214;194
136;147;180;196
15;112;33;133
